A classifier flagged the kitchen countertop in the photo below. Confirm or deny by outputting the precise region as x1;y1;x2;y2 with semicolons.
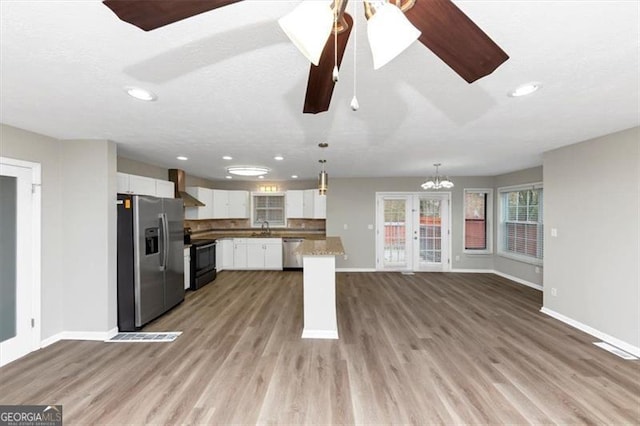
297;237;345;256
192;230;326;240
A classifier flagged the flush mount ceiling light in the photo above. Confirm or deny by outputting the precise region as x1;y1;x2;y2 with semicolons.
125;86;157;101
421;163;454;190
225;176;233;179
509;82;542;97
274;155;284;161
222;155;233;160
226;166;270;177
176;156;188;161
291;175;299;179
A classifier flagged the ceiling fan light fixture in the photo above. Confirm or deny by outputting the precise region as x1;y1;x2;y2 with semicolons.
226;166;270;177
367;2;421;70
278;0;334;66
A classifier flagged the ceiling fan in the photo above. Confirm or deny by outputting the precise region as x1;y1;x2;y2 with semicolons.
102;0;508;114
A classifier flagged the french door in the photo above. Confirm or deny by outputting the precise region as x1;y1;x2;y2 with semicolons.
0;158;40;366
376;193;450;272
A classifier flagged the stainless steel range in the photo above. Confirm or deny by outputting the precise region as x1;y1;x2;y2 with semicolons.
190;239;217;290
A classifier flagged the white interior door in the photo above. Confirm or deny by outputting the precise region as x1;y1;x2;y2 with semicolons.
377;192;450;272
0;161;36;366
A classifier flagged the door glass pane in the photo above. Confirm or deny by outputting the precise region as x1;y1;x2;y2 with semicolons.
383;199;406;265
419;199;442;264
0;176;17;342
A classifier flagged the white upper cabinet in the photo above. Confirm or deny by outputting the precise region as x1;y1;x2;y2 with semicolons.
286;190;304;218
303;189;326;219
228;190;249;218
212;189;228;219
185;187;249;220
117;172;174;198
155;180;175;198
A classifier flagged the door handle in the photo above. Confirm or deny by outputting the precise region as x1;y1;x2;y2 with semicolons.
159;213;169;271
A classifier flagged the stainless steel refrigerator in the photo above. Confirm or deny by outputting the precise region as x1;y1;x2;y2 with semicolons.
117;194;184;331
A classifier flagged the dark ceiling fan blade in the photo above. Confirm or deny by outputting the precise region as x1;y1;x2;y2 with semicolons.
405;0;508;83
102;0;244;31
303;13;354;114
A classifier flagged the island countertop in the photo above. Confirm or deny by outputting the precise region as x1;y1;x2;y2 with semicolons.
297;236;345;256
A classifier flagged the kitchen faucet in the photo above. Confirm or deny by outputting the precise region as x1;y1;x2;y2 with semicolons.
261;220;271;236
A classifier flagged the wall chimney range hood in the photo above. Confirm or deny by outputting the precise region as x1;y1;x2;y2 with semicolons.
168;169;205;207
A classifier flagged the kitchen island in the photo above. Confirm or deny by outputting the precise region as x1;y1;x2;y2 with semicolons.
297;237;345;339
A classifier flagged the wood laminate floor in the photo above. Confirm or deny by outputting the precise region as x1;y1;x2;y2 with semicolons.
1;271;638;425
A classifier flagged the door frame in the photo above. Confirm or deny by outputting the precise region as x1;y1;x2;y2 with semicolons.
0;157;41;366
375;191;452;272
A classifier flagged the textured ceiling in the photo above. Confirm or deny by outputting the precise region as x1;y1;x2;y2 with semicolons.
1;1;638;181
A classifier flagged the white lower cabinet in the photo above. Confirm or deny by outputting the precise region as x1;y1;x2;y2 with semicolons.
184;247;191;290
231;238;282;270
216;239;234;271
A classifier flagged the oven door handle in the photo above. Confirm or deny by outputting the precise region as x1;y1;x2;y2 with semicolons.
159;213;169;271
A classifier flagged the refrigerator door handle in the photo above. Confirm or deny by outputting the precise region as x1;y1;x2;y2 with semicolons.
159;213;169;271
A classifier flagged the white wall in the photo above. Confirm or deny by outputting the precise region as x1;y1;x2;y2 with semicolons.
0;124;117;340
61;140;117;333
543;127;639;348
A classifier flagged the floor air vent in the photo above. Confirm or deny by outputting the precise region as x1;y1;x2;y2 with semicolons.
106;332;182;343
593;342;638;360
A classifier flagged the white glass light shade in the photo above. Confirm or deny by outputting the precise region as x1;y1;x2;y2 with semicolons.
278;0;334;66
367;2;421;70
227;166;270;177
421;176;454;190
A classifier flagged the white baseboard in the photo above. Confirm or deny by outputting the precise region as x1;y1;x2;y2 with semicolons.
450;269;494;274
301;329;339;339
40;327;118;348
540;307;640;358
336;268;376;272
491;270;543;291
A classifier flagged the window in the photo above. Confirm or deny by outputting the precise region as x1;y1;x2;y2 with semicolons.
463;189;492;253
252;194;285;227
498;184;543;264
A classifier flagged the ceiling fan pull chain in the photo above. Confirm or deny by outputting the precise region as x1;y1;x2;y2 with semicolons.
351;0;359;111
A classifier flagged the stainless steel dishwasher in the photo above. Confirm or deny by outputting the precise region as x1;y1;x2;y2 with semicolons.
282;238;304;269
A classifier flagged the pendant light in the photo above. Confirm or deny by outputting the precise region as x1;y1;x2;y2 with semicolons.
318;160;328;195
421;163;454;190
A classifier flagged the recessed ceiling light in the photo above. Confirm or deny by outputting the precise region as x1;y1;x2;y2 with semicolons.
222;156;233;160
291;175;299;179
176;156;188;161
274;155;284;161
226;166;270;176
318;142;329;148
258;175;265;179
125;86;157;101
508;82;542;97
225;175;233;179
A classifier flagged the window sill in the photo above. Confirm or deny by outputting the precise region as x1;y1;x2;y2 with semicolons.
497;251;543;266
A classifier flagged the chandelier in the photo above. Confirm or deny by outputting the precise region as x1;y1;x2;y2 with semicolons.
421;163;454;190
